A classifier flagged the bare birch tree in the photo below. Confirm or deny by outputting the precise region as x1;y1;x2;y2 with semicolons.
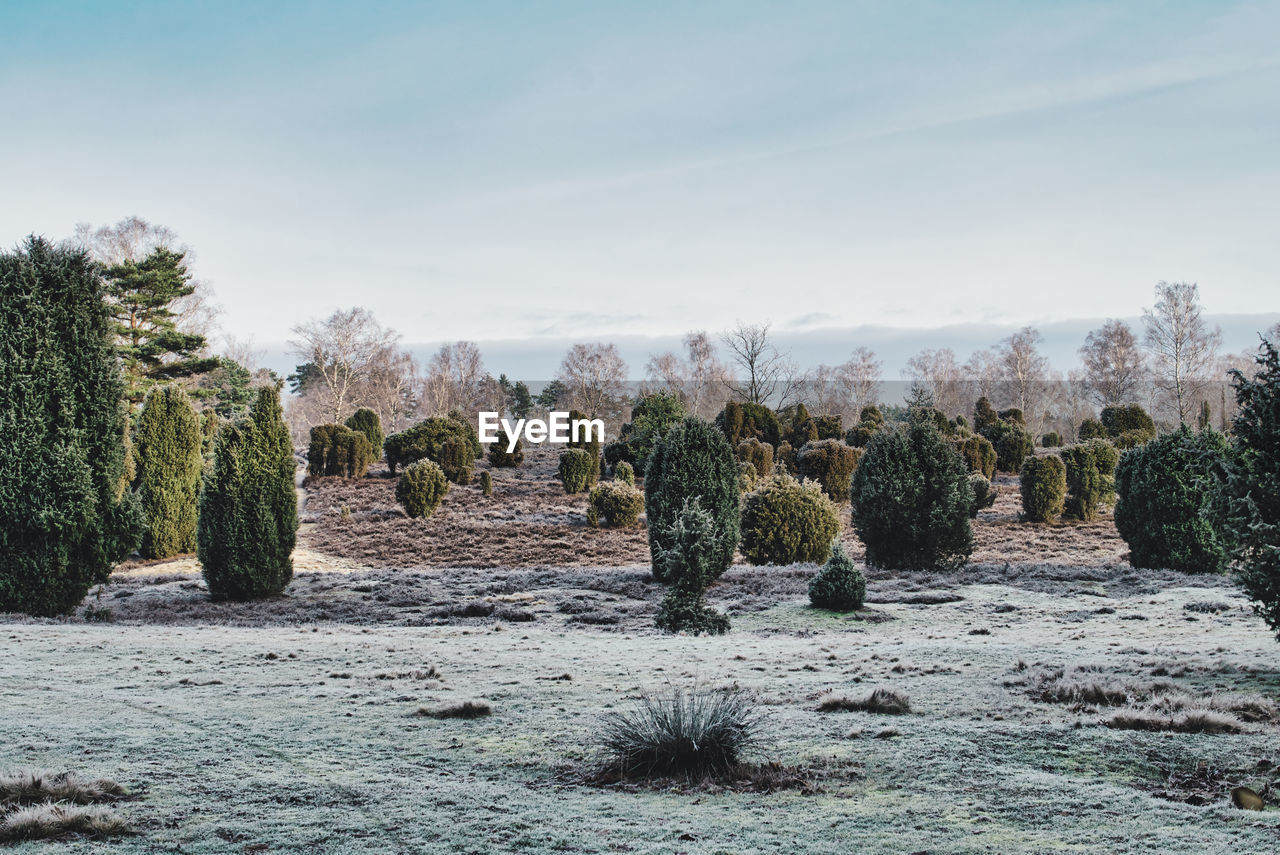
558;342;629;417
1078;319;1146;407
1142;282;1222;425
289;307;401;424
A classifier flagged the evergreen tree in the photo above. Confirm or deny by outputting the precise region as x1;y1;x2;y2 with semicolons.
135;385;203;558
198;387;298;600
104;246;218;404
1;237;141;615
509;381;534;419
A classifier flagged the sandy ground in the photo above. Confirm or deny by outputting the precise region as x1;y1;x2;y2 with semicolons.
4;459;1280;853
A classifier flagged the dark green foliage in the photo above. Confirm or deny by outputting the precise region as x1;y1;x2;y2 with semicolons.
999;408;1025;425
135;385;202;558
344;408;383;459
812;414;843;441
447;410;483;459
788;403;818;447
1198;399;1212;431
587;481;645;527
985;420;1036;473
486;429;524;467
508;381;533;419
603;439;633;471
198;387;297;600
614;460;635;486
969;473;997;518
1078;418;1107;441
740;474;839;565
973;397;999;433
558;448;597;494
645;417;741;582
808;541;866;611
1060;441;1116;522
0;238;140;616
1041;432;1062;448
103;246;218;404
1115;426;1229;573
1101;404;1155;439
617;390;686;474
954;414;969;430
395;459;449;519
535;379;567;410
796;439;862;502
200;409;220;460
715;401;781;447
845;425;876;448
1217;341;1280;635
480;470;493;497
737;461;758;492
850;417;973;571
774;440;797;475
187;356;268;419
1112;429;1153;450
956;434;997;479
307;424;374;479
1020;455;1066;523
860;405;884;428
735;438;774;479
653;499;730;635
383;417;475;482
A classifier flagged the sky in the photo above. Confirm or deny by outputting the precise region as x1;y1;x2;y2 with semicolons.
2;1;1277;377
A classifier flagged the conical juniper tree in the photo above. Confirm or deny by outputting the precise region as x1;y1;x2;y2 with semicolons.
0;237;142;615
198;386;298;600
654;498;730;635
135;384;203;558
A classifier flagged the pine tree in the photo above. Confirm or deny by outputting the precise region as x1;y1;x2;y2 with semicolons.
198;387;298;600
104;246;218;404
1;237;141;615
135;385;202;558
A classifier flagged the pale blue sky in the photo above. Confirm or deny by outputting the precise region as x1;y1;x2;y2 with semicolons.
2;1;1277;360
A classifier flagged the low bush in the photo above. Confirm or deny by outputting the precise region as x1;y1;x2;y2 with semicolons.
480;470;493;497
796;439;862;502
486;429;524;467
715;401;782;447
735;437;774;479
741;474;840;565
1078;417;1107;441
851;416;973;571
774;440;797;475
1115;426;1229;573
1041;432;1062;448
1112;429;1153;449
448;409;483;459
968;473;997;517
344;408;383;458
558;447;598;494
738;460;758;492
985;420;1035;473
1060;441;1115;521
808;540;865;611
614;460;635;485
1101;403;1155;439
587;481;645;527
383;416;475;480
999;407;1025;425
1020;455;1066;522
813;414;843;440
956;435;997;479
653;498;730;634
307;424;374;479
396;459;449;519
844;425;876;448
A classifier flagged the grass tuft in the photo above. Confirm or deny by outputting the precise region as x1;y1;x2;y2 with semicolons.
816;688;911;715
0;769;126;806
416;700;492;719
0;802;129;842
1105;708;1244;734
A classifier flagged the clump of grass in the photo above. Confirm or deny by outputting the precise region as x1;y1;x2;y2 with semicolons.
817;688;911;715
0;802;129;842
0;769;126;806
1105;708;1244;734
597;685;765;781
415;700;491;719
1011;664;1174;708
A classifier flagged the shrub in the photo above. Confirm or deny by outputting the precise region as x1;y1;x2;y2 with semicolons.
813;414;843;441
735;437;774;479
774;440;797;475
973;397;999;433
0;238;140;616
808;541;865;611
614;460;635;485
845;425;876;448
715;401;781;447
1041;432;1062;448
1020;455;1067;523
1115;426;1229;573
603;439;633;472
1078;418;1107;441
788;404;819;447
198;387;298;600
597;685;762;779
1060;441;1115;521
135;385;202;559
396;459;450;518
1101;403;1155;439
200;409;220;460
1217;340;1280;635
796;439;862;502
307;424;374;479
985;420;1035;472
587;481;645;527
999;407;1025;425
737;461;758;492
480;470;493;497
653;499;730;634
740;474;840;565
956;434;997;479
448;409;483;459
558;447;597;494
645;417;740;582
969;473;997;517
851;417;973;571
1112;429;1153;449
383;417;474;482
486;429;524;467
344;408;383;458
616;390;685;474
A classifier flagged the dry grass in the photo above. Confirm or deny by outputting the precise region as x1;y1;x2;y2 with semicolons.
1013;664;1175;708
0;769;126;806
1105;709;1245;734
0;802;129;842
816;688;911;715
415;699;492;719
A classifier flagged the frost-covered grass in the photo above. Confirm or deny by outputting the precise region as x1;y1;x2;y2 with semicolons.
3;578;1280;853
